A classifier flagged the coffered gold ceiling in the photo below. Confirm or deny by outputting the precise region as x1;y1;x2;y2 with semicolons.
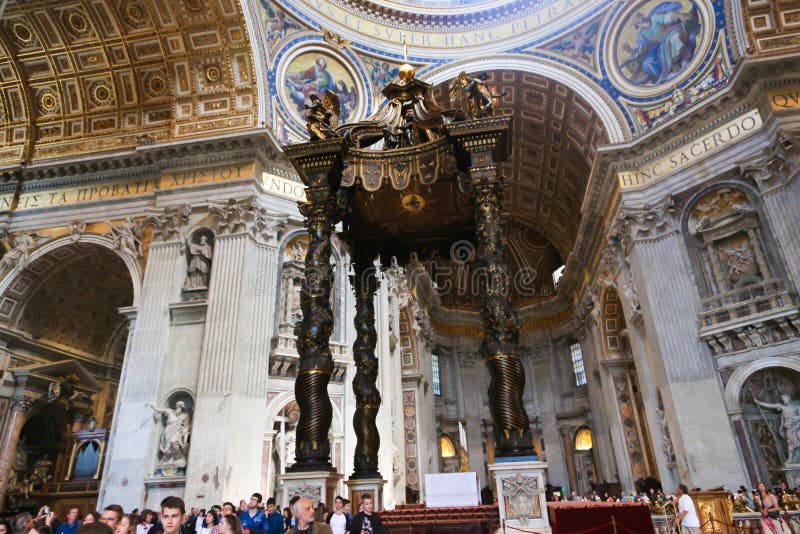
0;0;257;166
741;1;800;56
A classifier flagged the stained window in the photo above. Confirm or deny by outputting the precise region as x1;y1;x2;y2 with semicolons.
570;342;586;386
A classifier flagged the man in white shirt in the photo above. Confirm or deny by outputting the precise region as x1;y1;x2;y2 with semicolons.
324;496;350;534
674;484;702;534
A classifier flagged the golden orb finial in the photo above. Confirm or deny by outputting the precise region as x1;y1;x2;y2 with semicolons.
399;63;415;82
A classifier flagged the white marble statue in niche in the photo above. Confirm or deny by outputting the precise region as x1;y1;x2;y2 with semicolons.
184;231;214;291
148;398;192;476
755;394;800;464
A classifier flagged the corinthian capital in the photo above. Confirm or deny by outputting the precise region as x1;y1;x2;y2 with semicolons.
249;203;288;244
208;197;287;242
147;204;191;242
620;196;676;241
738;133;799;193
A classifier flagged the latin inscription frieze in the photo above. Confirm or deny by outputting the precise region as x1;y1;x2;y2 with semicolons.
618;109;763;189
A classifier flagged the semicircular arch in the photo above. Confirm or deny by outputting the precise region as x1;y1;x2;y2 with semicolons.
0;234;143;307
724;356;800;412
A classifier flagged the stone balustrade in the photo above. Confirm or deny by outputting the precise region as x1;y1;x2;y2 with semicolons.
697;278;800;355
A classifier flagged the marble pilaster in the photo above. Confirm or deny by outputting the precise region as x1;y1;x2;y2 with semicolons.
100;240;184;509
573;318;616;485
459;352;488;484
185;211;280;504
741;142;800;289
622;199;746;489
560;427;578;494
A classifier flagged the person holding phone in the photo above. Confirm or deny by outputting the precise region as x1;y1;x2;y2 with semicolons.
348;495;383;534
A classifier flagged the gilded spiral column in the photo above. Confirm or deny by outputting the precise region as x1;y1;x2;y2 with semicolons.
468;172;535;457
283;138;345;473
292;185;337;472
350;257;382;478
447;116;536;458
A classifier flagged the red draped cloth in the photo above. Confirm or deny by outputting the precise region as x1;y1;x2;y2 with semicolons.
547;502;655;534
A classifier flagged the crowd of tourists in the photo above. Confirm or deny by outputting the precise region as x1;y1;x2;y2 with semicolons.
0;493;385;534
556;482;800;534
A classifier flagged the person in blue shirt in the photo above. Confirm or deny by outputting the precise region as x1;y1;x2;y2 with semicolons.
56;508;80;534
264;498;284;534
239;493;268;534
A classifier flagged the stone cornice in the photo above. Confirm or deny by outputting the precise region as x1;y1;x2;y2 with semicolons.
1;129;296;187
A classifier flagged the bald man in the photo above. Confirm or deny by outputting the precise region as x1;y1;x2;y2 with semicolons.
292;498;331;534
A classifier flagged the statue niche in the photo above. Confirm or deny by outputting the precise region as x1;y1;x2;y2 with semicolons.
183;229;214;300
147;392;193;477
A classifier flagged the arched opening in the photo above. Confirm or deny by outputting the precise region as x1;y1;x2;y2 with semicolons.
0;241;135;510
425;69;609;313
738;366;800;486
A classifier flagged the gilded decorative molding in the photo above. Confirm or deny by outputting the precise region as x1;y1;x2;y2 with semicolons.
0;1;258;165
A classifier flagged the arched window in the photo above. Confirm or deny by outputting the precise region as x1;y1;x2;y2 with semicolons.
440;435;456;458
432;353;441;396
574;428;593;451
570;342;586;386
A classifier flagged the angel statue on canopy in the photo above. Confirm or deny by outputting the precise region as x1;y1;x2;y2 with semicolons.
305;92;341;141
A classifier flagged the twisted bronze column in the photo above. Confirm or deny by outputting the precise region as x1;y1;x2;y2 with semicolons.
292;185;336;471
350;258;382;478
468;168;536;458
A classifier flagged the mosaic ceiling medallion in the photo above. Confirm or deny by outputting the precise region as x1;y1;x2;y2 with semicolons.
278;46;367;137
605;0;714;98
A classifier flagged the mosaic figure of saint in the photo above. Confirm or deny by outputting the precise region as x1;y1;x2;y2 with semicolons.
620;2;701;86
285;55;356;124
